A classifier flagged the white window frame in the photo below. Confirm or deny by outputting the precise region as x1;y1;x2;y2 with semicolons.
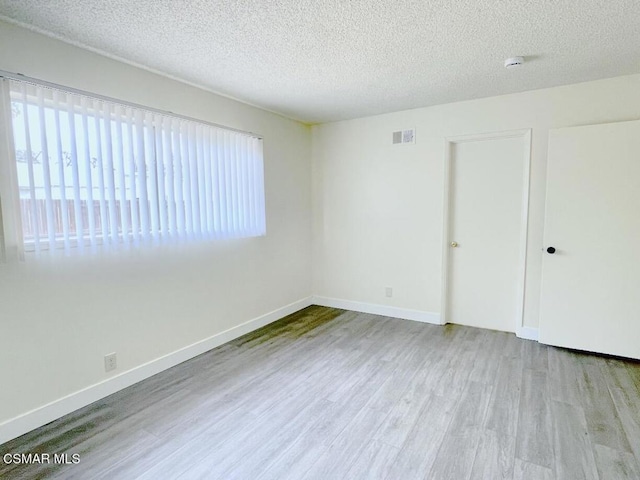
0;71;266;260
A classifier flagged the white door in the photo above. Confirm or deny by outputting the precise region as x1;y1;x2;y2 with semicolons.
539;120;640;359
444;131;530;333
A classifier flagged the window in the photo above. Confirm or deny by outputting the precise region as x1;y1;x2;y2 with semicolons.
0;76;265;256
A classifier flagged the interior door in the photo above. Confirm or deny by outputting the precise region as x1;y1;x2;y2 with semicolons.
445;132;529;333
539;120;640;359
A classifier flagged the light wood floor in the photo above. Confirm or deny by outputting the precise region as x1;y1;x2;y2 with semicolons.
2;306;640;479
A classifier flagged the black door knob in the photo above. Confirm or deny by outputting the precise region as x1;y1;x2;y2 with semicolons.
546;247;556;254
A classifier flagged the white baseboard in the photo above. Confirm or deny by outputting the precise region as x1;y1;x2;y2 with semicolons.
312;296;442;325
516;326;539;341
0;296;313;446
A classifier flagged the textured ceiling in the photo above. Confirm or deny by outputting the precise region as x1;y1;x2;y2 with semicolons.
0;0;639;124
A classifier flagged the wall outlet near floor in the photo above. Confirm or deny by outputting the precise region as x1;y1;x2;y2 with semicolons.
104;353;117;372
385;287;393;298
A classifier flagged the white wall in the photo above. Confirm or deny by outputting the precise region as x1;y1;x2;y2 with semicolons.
0;21;312;428
312;74;640;329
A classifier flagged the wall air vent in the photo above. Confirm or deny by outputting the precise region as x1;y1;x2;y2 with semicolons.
392;128;415;145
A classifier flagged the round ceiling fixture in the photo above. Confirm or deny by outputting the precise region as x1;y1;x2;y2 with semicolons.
504;56;525;69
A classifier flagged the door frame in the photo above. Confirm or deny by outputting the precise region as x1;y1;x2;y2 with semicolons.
440;129;532;335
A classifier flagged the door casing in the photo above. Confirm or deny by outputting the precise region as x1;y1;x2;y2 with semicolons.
440;129;532;335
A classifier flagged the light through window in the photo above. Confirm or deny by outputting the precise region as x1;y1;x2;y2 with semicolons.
5;79;266;255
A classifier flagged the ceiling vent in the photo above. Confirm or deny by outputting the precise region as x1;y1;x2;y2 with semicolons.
393;128;415;145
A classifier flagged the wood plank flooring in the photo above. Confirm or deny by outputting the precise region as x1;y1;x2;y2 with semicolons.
2;306;640;479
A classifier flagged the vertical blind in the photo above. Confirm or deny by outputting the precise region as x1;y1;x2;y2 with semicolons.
4;78;266;255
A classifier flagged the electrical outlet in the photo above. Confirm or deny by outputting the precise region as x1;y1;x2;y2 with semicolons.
104;353;117;372
385;287;393;298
